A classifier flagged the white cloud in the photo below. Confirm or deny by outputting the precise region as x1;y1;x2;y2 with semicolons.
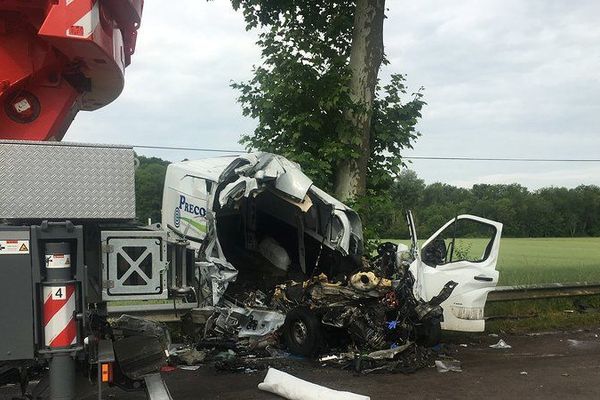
65;0;600;188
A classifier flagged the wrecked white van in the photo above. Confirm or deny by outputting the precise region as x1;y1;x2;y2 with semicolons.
161;153;503;353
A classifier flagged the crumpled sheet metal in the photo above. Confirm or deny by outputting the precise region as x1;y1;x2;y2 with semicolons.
218;176;260;207
318;344;435;375
218;153;313;207
236;308;286;338
198;258;238;306
210;305;286;339
197;214;238;306
367;343;412;360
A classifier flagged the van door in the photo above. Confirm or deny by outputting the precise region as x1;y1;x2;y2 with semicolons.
412;215;503;332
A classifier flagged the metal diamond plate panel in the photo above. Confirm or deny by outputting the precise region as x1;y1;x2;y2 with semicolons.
0;141;136;219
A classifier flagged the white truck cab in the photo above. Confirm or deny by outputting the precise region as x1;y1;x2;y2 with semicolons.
162;153;364;305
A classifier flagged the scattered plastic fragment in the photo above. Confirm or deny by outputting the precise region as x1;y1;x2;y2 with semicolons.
520;371;528;375
214;349;236;361
367;343;411;360
489;333;499;338
178;365;200;371
459;344;468;348
561;373;569;377
258;367;371;400
489;339;512;349
435;359;462;373
177;348;207;366
266;346;290;358
319;355;339;362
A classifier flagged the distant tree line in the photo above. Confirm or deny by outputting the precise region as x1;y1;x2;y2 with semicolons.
134;156;600;239
135;155;169;224
369;169;600;239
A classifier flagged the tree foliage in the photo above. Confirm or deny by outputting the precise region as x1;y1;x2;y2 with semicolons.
230;1;424;195
381;173;600;239
132;154;600;239
135;155;170;224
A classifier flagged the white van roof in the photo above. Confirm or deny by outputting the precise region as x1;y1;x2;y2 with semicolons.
169;155;242;182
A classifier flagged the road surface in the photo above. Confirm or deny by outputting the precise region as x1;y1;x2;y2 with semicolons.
2;328;600;399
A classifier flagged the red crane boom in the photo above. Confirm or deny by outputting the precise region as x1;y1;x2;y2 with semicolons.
0;0;143;141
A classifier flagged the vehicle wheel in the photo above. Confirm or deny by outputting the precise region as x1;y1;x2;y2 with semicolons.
416;318;442;347
283;307;323;357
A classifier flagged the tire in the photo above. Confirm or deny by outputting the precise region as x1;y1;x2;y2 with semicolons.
282;307;323;357
416;318;442;347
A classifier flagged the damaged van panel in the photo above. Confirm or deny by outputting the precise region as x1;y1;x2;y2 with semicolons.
162;153;502;366
163;152;364;306
407;212;503;332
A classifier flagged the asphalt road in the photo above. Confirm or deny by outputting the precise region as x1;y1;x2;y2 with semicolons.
2;328;600;399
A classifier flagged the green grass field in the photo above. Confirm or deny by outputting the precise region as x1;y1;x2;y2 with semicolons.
387;237;600;286
495;237;600;285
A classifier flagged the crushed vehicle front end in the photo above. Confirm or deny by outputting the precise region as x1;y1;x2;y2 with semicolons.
161;153;492;369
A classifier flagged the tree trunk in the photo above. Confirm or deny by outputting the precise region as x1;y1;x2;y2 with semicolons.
334;0;385;202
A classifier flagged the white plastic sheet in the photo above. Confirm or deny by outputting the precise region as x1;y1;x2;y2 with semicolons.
258;368;370;400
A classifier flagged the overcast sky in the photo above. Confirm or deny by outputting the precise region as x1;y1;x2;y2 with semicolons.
68;0;600;189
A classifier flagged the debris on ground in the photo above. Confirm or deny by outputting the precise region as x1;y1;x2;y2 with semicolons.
435;359;462;373
110;316;171;380
489;339;512;349
520;371;528;375
173;240;459;375
258;367;371;400
176;348;207;366
161;156;483;376
178;365;201;371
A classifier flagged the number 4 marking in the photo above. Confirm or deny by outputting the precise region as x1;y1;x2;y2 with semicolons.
51;286;66;300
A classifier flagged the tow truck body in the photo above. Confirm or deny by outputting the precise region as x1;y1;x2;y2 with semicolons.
0;141;185;399
0;0;142;140
0;1;182;399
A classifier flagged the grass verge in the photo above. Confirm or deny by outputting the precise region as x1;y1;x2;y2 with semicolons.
483;295;600;334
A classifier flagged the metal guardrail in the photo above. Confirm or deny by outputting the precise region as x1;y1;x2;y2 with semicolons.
106;282;600;321
488;282;600;302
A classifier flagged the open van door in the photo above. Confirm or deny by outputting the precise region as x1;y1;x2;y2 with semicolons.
409;215;503;332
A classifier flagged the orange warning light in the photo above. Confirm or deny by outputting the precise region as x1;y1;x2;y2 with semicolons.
101;363;112;383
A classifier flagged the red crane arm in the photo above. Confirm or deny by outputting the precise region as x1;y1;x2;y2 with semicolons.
0;0;143;141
